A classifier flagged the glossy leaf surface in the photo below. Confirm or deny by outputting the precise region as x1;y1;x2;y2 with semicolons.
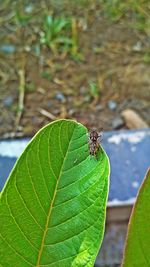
122;169;150;267
0;119;110;267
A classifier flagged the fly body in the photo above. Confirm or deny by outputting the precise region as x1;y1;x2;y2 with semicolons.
89;130;102;157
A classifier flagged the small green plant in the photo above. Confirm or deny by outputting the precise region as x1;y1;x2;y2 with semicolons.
143;51;150;63
40;14;73;54
89;81;100;100
26;82;36;92
0;119;110;266
100;0;150;34
100;0;126;21
14;8;32;27
41;70;52;81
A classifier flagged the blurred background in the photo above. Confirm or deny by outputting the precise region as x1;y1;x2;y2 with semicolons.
0;0;150;137
0;1;150;267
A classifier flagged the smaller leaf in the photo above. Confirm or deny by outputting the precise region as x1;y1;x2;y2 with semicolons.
54;18;69;34
122;168;150;267
54;36;73;45
46;15;53;27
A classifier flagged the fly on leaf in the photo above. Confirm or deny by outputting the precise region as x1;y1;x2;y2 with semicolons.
89;129;103;158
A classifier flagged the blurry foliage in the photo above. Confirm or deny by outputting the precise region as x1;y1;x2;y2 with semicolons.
100;0;126;21
15;9;32;27
88;81;100;100
143;52;150;63
40;14;76;55
1;1;149;52
41;70;52;81
26;82;36;92
0;0;149;135
100;0;150;35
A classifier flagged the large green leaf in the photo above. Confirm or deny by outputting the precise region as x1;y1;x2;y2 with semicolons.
0;119;110;267
122;168;150;267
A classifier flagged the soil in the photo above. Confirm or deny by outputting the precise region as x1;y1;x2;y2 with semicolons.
0;1;150;138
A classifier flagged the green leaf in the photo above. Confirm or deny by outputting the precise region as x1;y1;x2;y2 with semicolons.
122;168;150;267
53;18;69;34
45;15;53;27
0;119;110;267
54;36;73;45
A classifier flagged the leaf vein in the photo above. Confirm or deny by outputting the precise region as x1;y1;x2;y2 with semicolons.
53;173;101;209
62;154;89;173
57;160;105;191
5;183;39;252
46;196;101;245
58;121;65;157
47;125;58;181
0;234;34;266
35;124;76;266
38;128;53;200
40;249;87;266
69;142;88;153
26;146;47;216
71;131;87;142
15;174;44;231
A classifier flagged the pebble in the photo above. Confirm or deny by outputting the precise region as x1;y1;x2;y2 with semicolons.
68;109;76;116
107;100;117;110
95;104;104;111
24;4;33;13
132;41;142;52
47;101;52;108
24;45;31;52
3;96;13;107
53;109;60;115
0;44;16;54
34;45;41;56
80;86;86;94
111;117;124;130
84;95;91;102
121;109;149;129
55;92;66;103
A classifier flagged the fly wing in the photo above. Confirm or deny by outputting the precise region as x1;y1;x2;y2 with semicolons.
98;132;103;142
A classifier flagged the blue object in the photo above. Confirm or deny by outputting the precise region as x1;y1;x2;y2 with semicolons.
3;96;13;107
107;100;117;110
55;92;66;102
103;129;150;203
0;129;149;204
0;44;16;54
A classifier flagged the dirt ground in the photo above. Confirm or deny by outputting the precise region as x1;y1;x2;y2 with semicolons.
0;1;150;138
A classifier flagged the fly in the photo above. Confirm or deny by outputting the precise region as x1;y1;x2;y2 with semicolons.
89;129;102;157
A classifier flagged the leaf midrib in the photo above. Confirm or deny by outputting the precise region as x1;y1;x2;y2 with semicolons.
36;125;76;267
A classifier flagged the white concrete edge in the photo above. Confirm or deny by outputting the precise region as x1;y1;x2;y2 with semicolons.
107;197;136;207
